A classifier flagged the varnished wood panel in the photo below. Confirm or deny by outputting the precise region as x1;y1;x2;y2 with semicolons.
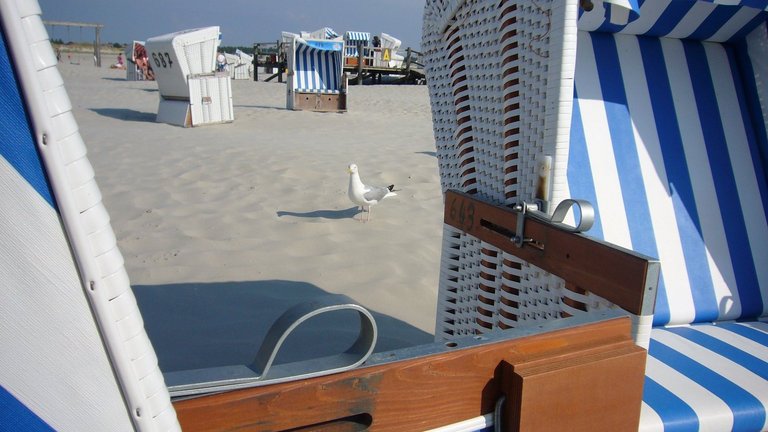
174;317;644;431
443;190;657;316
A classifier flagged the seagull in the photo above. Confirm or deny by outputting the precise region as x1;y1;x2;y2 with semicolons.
347;163;397;222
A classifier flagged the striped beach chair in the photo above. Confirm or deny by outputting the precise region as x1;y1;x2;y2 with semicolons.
424;0;768;430
0;0;179;429
574;2;768;429
343;30;371;67
1;0;652;429
286;36;347;112
304;27;341;41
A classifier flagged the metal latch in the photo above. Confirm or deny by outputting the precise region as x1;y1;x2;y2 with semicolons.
512;199;595;247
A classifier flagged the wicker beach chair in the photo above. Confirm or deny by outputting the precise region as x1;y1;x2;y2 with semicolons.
233;49;254;80
145;27;234;127
10;0;763;429
1;0;653;430
424;0;768;430
286;35;347;112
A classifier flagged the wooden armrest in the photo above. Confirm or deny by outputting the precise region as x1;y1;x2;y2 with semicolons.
174;315;645;431
443;190;659;316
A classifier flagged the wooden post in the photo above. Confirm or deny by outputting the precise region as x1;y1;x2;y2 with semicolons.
94;26;101;67
278;39;284;84
405;47;412;74
253;44;259;81
357;42;364;85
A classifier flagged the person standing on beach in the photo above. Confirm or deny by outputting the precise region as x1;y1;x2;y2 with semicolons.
216;52;226;72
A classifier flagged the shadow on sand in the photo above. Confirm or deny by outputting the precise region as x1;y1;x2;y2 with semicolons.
234;104;284;111
277;207;359;220
90;108;155;123
133;280;433;372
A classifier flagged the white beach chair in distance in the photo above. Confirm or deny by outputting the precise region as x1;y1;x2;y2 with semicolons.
423;0;768;430
379;32;405;68
286;35;347;112
234;49;254;80
145;27;233;127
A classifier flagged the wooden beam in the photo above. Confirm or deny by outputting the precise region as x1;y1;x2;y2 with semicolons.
43;20;103;29
443;190;658;316
173;316;644;431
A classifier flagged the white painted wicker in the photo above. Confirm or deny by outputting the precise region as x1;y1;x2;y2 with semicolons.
424;0;617;341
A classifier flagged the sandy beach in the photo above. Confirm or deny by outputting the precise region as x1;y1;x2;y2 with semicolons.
59;55;443;371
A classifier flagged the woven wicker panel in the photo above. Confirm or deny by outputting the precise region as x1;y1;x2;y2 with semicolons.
425;0;586;339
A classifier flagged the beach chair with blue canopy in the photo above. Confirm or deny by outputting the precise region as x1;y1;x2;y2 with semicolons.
1;0;725;430
286;35;347;112
344;30;371;63
423;0;768;430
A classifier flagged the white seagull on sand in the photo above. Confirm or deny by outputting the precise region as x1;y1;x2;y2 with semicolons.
347;163;397;222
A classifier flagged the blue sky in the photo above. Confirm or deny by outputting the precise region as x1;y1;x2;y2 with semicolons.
37;0;426;49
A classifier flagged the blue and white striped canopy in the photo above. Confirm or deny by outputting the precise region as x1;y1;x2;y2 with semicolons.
567;21;768;429
580;0;768;41
344;31;371;44
293;40;343;93
325;28;339;39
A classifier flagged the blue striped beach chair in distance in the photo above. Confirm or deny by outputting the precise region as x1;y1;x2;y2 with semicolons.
343;30;371;65
286;35;347;112
423;0;768;430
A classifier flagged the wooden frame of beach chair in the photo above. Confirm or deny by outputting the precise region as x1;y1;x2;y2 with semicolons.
170;192;657;431
423;0;768;430
286;35;347;112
